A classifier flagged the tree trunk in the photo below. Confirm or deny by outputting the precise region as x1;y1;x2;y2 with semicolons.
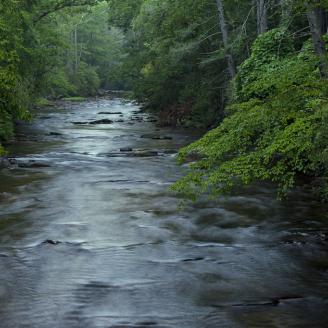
257;0;268;34
307;6;328;78
215;0;236;78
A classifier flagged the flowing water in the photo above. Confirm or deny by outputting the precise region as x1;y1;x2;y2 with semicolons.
0;98;327;328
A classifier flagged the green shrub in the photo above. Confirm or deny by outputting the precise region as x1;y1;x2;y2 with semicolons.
173;31;328;201
71;63;101;96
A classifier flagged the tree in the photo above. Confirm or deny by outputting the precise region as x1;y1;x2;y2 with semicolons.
256;0;268;34
306;3;328;78
216;0;236;78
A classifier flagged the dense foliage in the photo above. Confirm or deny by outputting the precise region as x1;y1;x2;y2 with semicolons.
108;0;256;127
2;0;328;199
0;0;126;153
105;0;328;199
173;30;328;200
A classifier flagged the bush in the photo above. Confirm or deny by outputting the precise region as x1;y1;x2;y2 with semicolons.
173;31;328;201
71;63;101;96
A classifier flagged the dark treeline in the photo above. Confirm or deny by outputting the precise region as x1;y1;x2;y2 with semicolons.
1;0;328;200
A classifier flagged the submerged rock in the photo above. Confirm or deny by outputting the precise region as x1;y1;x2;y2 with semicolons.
182;257;205;262
72;119;114;125
0;158;11;169
89;119;113;125
103;150;159;158
17;160;51;168
48;132;63;136
231;295;303;307
120;147;133;152
42;239;61;245
129;150;159;157
98;112;123;115
8;158;18;165
140;134;172;140
72;121;89;125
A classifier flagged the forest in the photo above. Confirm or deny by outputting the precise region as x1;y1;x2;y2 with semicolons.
1;1;328;327
1;0;328;200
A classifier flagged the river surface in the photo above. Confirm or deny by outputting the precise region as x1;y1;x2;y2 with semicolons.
0;98;327;328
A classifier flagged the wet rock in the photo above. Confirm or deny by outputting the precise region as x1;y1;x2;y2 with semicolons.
232;295;303;307
17;160;51;168
120;147;133;152
103;150;159;158
89;119;113;125
182;257;205;262
48;132;63;136
129;150;159;157
135;321;158;326
271;295;303;304
281;233;307;245
110;325;163;328
42;239;61;245
140;134;172;140
116;119;124;123
0;158;11;169
8;158;18;165
98;112;123;115
72;121;88;125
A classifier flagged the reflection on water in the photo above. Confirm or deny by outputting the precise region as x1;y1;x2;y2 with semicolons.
0;98;327;328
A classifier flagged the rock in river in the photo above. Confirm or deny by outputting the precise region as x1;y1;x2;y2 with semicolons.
140;134;172;140
17;160;51;168
47;132;63;136
0;158;11;169
89;119;113;125
120;147;133;152
98;112;123;115
103;150;159;158
42;239;61;245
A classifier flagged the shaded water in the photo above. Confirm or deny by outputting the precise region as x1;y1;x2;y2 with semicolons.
0;98;327;328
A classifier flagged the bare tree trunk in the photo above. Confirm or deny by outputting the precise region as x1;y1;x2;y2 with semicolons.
256;0;268;34
215;0;236;78
307;6;328;78
74;27;78;71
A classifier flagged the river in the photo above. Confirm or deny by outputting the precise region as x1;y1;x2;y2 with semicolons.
0;98;327;328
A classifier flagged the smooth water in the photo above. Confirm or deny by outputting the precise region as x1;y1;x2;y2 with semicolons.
0;98;327;328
